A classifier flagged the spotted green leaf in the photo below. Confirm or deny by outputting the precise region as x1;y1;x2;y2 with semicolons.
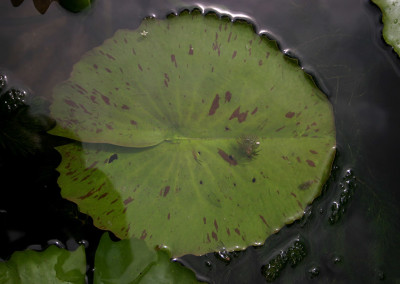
49;10;336;257
372;0;400;55
0;246;86;284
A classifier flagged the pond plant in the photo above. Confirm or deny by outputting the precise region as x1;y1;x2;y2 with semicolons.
48;9;336;257
0;6;345;283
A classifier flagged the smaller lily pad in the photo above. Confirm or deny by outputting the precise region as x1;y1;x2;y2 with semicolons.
0;245;86;284
372;0;400;55
94;233;199;284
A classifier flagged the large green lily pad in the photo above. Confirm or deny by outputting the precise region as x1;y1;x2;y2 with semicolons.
94;233;198;283
0;246;86;284
49;10;336;257
372;0;400;55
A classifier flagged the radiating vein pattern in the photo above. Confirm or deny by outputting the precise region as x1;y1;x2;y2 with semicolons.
50;10;336;257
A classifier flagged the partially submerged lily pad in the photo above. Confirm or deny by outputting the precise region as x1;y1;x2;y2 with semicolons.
49;10;336;256
94;233;198;283
0;245;86;284
372;0;400;55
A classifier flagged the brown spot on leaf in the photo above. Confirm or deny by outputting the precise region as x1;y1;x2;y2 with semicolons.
121;104;129;110
232;50;237;59
188;44;194;55
106;53;116;60
101;95;110;105
78;182;105;200
105;68;112;73
225;91;232;102
93;64;98;69
259;60;263;65
285;112;295;118
105;124;113;130
164;73;170;81
163;186;170;197
275;126;285;132
111;198;118;204
130;120;137;126
214;219;219;231
306;160;316;167
218;149;237;166
297;200;303;210
234;228;241;235
208;94;220;115
291;192;297;198
98;193;108;200
138;64;143;71
123;197;133;205
298;180;314;190
229;107;248;123
310;150;318;154
212;231;218;241
171;54;178;67
108;154;118;163
140;230;147;240
64;99;78;108
259;215;269;227
251;107;258;115
86;161;98;170
106;210;114;215
203;217;207;224
227;228;231;236
207;233;211;243
296;156;301;163
228;32;232;42
80;175;90;182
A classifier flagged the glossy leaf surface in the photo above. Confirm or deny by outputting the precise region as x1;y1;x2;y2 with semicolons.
50;11;336;256
94;233;198;283
0;246;86;284
372;0;400;55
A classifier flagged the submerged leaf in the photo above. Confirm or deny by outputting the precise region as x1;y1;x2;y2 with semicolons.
49;10;336;256
94;233;198;283
0;245;86;284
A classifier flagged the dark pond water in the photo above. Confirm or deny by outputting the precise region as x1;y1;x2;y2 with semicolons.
0;0;399;283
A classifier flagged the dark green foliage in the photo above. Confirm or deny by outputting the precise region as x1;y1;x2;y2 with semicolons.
261;251;287;282
261;240;307;282
0;73;54;156
10;0;92;14
286;241;306;267
59;0;92;13
329;169;356;224
0;88;28;114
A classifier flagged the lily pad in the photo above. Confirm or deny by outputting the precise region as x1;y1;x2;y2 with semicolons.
94;233;198;283
0;245;86;284
372;0;400;55
49;10;336;256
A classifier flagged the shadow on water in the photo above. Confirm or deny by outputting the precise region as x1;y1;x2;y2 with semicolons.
0;0;399;283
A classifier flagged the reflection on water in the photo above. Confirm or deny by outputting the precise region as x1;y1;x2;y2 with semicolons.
0;0;399;283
